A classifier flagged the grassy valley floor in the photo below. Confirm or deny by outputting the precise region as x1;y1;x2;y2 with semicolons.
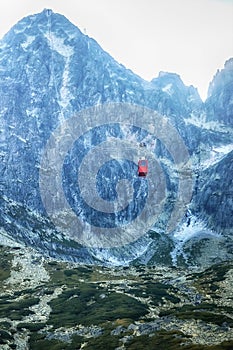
0;244;233;349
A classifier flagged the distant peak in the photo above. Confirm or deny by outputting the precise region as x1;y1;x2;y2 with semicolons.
43;8;53;17
151;71;184;87
224;57;233;70
158;71;181;79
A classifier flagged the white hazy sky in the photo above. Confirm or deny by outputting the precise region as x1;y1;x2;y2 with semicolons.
0;0;232;100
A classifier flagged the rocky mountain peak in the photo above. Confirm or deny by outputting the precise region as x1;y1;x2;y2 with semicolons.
0;10;232;266
207;57;233;98
150;71;202;118
151;71;185;89
205;57;233;126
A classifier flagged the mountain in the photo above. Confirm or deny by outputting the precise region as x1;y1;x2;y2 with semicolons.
0;9;232;267
206;58;233;126
194;150;233;233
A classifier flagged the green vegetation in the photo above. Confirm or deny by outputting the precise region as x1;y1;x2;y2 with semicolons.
126;330;189;350
46;262;94;286
128;281;180;305
126;331;233;350
0;246;12;282
48;283;148;328
29;334;80;350
83;330;120;350
192;263;233;294
0;295;40;320
0;249;232;350
17;322;46;332
159;302;233;327
0;329;13;345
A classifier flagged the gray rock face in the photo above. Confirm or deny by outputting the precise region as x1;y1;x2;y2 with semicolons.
206;58;233;126
195;150;233;234
0;9;232;266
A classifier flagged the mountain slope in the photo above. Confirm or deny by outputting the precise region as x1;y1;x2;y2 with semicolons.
195;150;233;234
0;9;232;266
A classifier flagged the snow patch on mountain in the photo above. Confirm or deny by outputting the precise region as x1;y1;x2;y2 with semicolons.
59;58;73;109
162;83;173;95
45;32;74;58
21;35;35;49
26;107;40;118
0;228;24;248
90;239;152;266
170;216;221;266
201;143;233;169
43;32;75;114
183;113;206;127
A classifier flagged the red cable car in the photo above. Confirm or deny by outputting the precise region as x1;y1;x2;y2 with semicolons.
138;159;148;177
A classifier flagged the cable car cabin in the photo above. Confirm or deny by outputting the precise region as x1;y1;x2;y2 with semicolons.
138;159;148;177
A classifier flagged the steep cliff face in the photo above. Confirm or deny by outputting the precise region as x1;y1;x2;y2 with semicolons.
150;71;202;116
0;9;232;266
205;58;233;126
0;9;145;208
194;150;233;234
